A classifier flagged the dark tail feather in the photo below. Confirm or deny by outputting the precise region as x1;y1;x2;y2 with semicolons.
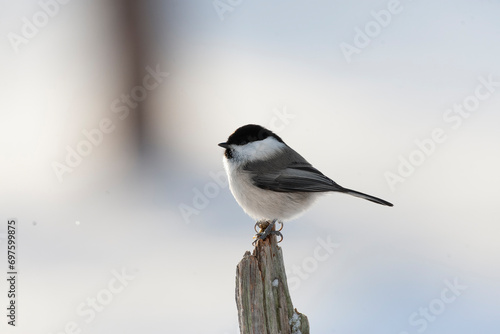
342;188;393;207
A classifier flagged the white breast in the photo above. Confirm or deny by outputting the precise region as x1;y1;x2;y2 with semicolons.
222;150;319;221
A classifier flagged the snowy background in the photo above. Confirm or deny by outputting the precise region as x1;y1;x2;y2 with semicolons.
1;0;499;333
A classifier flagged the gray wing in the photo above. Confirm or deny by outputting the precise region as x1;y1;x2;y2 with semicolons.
243;147;345;193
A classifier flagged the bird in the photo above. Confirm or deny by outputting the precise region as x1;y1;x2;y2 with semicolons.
218;124;393;243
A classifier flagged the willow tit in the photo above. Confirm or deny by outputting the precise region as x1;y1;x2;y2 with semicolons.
218;124;393;240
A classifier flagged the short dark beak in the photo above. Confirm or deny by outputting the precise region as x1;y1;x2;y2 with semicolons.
218;142;230;149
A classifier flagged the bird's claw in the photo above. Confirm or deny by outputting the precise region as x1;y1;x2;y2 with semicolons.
254;220;283;233
252;219;283;246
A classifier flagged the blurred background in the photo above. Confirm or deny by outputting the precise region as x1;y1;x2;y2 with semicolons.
1;0;499;333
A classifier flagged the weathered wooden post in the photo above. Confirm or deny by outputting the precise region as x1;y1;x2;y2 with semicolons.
235;234;310;334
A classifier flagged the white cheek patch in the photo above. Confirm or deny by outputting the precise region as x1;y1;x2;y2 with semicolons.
232;137;285;162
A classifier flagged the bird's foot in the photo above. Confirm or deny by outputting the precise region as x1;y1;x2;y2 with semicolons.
253;219;284;246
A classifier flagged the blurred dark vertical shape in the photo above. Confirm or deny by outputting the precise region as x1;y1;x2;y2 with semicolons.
121;0;148;156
